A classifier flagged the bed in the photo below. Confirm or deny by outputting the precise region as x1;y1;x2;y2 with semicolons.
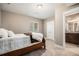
0;33;45;56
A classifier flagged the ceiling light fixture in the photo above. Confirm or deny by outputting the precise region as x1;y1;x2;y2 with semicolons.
37;4;43;8
7;3;11;5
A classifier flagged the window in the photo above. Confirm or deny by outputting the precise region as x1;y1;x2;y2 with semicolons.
31;22;39;32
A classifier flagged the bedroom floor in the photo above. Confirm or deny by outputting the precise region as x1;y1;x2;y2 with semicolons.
24;39;79;56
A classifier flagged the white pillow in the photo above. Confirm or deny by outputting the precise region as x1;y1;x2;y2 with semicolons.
32;32;43;42
0;28;8;38
8;31;15;37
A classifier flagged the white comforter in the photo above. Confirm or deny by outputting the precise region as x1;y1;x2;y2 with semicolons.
0;34;31;55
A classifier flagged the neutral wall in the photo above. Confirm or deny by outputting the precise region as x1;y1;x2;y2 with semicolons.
1;11;43;34
0;6;1;27
54;4;67;47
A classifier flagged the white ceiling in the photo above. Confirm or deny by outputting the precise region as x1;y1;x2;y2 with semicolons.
1;3;75;19
65;7;79;16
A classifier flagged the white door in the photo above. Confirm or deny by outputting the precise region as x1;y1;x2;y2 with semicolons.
47;21;54;40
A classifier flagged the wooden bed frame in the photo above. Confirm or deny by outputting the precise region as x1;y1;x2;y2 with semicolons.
0;33;46;56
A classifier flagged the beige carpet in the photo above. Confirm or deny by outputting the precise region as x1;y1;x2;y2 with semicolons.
24;39;79;56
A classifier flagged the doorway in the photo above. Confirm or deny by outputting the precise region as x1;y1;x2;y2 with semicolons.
47;20;54;40
65;7;79;48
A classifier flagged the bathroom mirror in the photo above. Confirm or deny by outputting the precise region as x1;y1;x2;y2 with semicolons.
65;13;79;33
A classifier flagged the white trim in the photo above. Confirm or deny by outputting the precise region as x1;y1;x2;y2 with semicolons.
63;13;66;48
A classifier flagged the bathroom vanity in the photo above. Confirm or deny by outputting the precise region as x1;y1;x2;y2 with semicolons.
66;33;79;45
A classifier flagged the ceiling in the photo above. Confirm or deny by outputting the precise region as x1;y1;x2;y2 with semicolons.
66;13;79;23
1;3;75;19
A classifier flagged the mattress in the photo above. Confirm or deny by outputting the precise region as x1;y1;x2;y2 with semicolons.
0;34;31;55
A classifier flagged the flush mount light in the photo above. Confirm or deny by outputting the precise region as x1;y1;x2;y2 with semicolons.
36;4;43;8
7;3;11;5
